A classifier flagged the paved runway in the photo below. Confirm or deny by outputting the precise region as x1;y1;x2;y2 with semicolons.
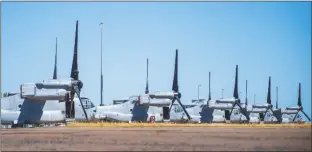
1;127;311;151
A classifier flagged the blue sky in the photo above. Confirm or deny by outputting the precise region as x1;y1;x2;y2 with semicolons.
2;2;311;118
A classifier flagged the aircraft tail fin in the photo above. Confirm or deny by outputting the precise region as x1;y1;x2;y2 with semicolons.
172;49;179;93
267;77;271;104
53;37;58;79
145;58;149;94
233;65;239;99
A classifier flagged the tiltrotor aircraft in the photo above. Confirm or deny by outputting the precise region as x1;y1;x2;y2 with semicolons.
1;20;96;127
169;65;253;124
281;83;310;123
248;77;282;124
94;49;202;123
207;65;250;123
94;51;250;123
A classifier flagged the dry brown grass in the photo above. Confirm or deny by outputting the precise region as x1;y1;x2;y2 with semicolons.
67;122;312;128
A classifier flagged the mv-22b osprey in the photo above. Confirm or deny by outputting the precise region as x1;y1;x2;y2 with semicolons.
94;49;194;123
94;52;249;123
1;21;96;127
281;83;311;123
168;65;251;124
248;77;281;124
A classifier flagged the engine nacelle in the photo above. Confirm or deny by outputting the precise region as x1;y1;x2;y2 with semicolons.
208;103;233;109
138;94;171;107
148;92;175;99
281;110;299;114
252;103;272;109
286;106;301;111
215;97;238;104
249;108;268;113
20;83;69;101
35;79;73;90
272;108;281;112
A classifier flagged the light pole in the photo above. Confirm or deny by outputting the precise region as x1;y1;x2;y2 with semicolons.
254;94;256;104
221;89;224;99
198;85;202;102
99;22;104;106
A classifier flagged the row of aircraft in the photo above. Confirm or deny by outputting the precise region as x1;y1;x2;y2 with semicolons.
1;20;311;128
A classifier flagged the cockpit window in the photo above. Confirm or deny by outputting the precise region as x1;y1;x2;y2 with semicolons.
267;112;272;117
90;102;95;108
132;100;137;104
81;98;95;109
174;106;183;113
129;96;138;101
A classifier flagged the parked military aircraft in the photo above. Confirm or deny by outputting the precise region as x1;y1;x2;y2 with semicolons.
95;49;197;123
173;67;253;124
1;21;96;127
208;65;250;123
281;83;310;123
168;71;226;123
248;77;281;124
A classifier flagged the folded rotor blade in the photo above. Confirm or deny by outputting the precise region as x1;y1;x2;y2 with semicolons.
74;86;89;121
293;112;299;122
176;97;191;120
236;102;250;121
301;111;311;122
169;102;174;111
228;103;235;120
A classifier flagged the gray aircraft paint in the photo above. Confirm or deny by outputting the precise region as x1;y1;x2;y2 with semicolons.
247;77;281;123
280;83;310;123
1;21;96;126
2;21;309;125
95;64;248;123
95;50;189;123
